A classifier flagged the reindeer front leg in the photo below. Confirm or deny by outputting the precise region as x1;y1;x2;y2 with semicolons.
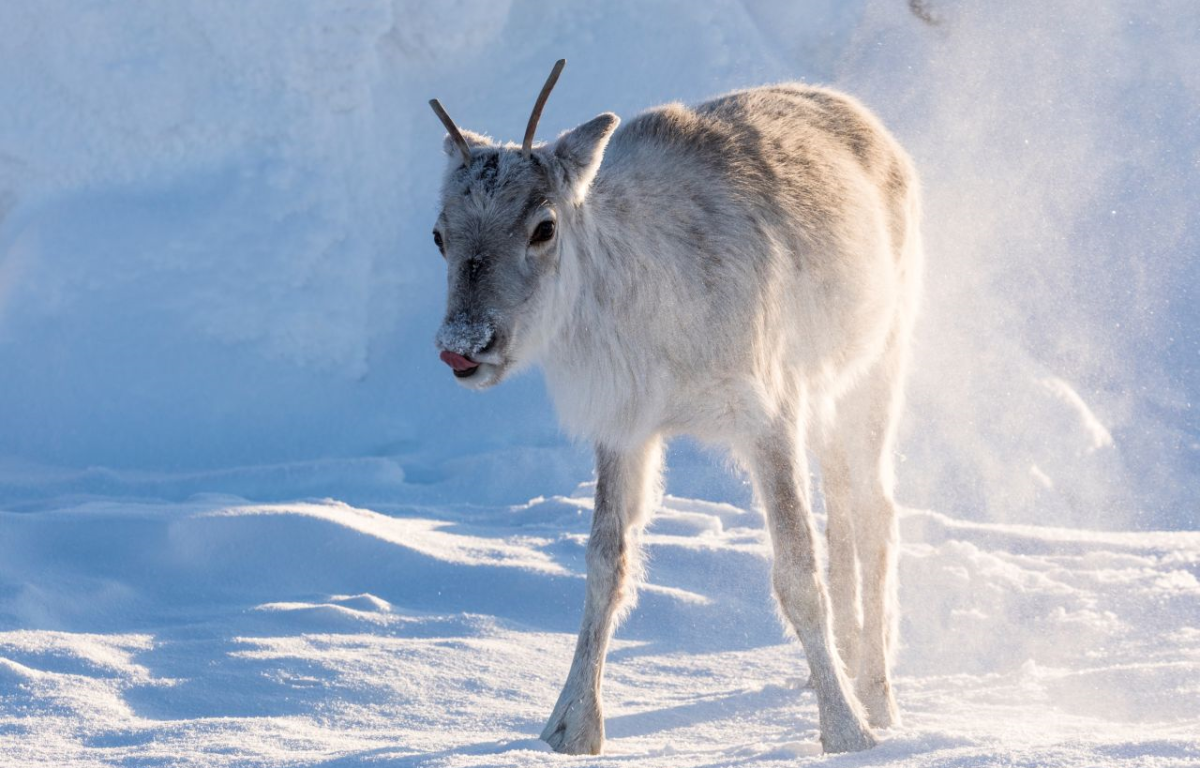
541;436;663;755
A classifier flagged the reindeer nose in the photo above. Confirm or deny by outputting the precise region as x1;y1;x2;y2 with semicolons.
434;312;495;373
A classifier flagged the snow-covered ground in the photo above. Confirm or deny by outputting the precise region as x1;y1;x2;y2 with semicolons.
1;0;1197;765
1;494;1198;766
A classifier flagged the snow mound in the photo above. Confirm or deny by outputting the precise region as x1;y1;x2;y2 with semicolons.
1;0;1197;530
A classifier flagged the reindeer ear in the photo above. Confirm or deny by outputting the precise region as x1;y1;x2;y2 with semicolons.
443;129;494;162
551;113;620;204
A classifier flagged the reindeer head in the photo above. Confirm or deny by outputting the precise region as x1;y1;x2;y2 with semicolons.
430;60;619;389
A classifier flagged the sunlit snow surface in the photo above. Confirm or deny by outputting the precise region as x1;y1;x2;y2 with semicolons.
1;0;1198;765
1;495;1198;766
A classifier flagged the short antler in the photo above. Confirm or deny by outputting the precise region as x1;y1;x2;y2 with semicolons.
429;98;473;167
522;59;566;158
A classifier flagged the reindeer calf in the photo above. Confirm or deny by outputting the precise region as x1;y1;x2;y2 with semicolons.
429;61;922;754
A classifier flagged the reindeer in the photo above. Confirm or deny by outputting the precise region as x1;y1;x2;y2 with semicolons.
428;60;922;755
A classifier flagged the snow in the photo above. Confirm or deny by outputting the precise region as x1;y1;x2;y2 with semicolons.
1;496;1197;766
1;0;1198;765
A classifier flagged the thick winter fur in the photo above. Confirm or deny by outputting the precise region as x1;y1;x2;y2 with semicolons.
432;82;923;754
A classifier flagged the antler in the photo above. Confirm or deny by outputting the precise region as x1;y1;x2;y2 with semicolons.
429;98;473;167
522;59;566;158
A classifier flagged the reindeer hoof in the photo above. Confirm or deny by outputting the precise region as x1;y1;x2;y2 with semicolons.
541;701;604;755
820;719;877;753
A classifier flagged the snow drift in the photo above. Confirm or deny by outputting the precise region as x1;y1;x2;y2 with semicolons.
1;0;1195;528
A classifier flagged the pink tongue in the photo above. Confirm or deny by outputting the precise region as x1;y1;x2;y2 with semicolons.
440;350;478;371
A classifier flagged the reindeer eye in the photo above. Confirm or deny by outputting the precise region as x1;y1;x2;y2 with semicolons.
530;220;556;245
432;230;444;254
